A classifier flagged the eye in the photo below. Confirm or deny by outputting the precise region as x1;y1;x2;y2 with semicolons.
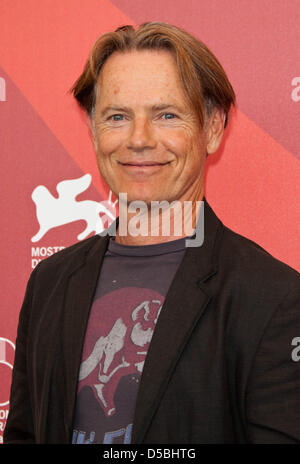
161;113;177;120
109;114;124;121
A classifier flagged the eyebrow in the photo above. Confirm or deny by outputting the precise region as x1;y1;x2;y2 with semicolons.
151;103;186;113
100;105;131;117
99;103;186;117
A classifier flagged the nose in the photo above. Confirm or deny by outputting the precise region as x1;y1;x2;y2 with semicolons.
126;116;157;152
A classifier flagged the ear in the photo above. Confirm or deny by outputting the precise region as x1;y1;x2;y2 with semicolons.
86;114;98;151
205;109;226;155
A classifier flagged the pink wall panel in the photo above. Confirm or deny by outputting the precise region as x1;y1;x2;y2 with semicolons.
0;0;299;441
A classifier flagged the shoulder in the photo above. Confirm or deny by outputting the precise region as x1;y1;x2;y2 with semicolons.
217;224;299;304
31;234;105;282
221;224;299;276
217;225;300;372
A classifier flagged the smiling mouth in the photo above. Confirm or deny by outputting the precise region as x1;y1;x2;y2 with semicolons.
119;161;170;166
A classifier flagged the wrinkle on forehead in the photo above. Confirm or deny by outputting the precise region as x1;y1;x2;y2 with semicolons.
94;50;193;116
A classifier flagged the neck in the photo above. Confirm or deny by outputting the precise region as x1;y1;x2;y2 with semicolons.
115;194;204;246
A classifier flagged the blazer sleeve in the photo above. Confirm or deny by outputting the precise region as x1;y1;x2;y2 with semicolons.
245;280;300;443
3;269;37;444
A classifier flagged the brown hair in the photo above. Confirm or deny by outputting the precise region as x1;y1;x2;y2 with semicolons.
71;22;235;128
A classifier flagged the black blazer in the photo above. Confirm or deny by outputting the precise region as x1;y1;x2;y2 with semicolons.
4;199;300;444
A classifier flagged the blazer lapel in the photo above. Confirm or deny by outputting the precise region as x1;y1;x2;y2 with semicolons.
132;199;224;443
61;234;110;440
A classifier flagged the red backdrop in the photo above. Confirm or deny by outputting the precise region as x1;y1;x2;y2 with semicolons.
0;0;299;441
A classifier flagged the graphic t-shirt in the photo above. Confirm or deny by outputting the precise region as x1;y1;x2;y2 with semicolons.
72;235;188;444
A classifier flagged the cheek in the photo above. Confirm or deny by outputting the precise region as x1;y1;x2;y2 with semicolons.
164;131;204;165
96;130;124;157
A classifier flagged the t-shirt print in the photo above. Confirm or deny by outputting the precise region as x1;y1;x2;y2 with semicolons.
72;287;164;445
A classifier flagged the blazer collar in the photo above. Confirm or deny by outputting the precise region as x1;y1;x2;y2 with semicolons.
132;198;224;443
61;197;224;443
61;234;110;439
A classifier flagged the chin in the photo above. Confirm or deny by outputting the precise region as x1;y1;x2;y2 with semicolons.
117;186;157;205
125;194;153;206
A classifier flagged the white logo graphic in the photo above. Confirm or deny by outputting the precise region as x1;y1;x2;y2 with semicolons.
291;77;300;102
31;174;117;242
0;338;15;407
0;77;5;102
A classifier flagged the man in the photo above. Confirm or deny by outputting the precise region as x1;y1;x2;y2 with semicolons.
4;22;300;444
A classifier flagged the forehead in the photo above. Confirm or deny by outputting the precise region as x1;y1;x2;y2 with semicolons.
96;49;189;107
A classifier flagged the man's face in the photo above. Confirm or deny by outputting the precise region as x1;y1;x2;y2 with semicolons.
90;50;213;204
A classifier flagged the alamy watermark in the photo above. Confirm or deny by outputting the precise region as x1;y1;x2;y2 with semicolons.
291;77;300;102
0;78;6;102
100;193;205;248
291;337;300;362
